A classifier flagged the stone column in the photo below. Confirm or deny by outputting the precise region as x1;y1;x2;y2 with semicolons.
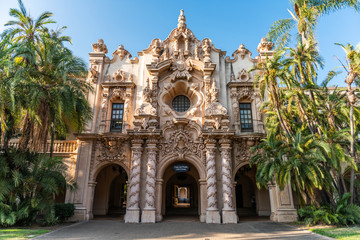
86;181;97;220
205;139;221;223
125;139;144;223
141;139;158;223
155;178;163;222
219;138;237;223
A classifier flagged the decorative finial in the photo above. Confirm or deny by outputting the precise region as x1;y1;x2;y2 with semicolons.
177;9;186;31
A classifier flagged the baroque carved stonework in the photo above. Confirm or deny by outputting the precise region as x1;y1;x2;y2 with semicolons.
158;120;205;165
92;39;108;53
89;137;130;181
112;69;133;82
159;129;205;159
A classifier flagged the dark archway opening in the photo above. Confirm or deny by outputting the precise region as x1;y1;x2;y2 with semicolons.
235;164;271;220
163;161;200;221
93;164;128;219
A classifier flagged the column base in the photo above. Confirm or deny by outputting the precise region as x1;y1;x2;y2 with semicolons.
222;210;237;224
141;209;156;223
69;206;86;222
271;209;297;222
125;209;140;223
156;214;163;222
206;210;221;223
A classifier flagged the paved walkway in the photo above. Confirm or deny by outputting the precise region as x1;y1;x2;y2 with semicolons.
35;220;332;240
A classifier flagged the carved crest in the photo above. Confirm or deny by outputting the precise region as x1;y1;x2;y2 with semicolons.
237;69;251;82
96;137;126;161
113;69;132;82
170;51;192;81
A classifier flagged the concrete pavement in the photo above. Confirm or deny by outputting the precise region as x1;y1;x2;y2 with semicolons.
35;220;333;240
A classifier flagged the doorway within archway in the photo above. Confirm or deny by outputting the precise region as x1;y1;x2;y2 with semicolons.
92;164;128;219
234;164;271;220
163;161;200;221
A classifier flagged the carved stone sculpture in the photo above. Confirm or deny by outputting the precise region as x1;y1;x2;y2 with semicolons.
92;39;108;53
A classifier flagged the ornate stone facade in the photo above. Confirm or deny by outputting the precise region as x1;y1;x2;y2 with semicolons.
66;10;298;224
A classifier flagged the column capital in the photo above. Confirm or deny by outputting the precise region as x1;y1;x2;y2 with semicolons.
88;181;97;187
204;138;217;148
146;138;158;147
219;138;232;148
131;139;144;148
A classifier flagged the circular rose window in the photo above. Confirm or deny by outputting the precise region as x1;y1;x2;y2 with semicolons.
172;95;190;112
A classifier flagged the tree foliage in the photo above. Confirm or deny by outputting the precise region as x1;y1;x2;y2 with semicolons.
251;0;360;209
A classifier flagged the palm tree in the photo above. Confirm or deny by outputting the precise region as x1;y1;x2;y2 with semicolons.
2;0;54;44
268;0;360;49
15;29;92;154
252;50;295;142
336;42;360;203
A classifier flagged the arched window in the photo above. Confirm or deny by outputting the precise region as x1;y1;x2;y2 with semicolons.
172;95;190;112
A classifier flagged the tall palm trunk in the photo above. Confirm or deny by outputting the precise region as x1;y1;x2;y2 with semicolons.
19;112;32;151
349;104;355;203
49;118;55;158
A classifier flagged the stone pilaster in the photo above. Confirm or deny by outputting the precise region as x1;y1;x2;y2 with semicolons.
268;183;297;222
205;138;221;223
155;179;163;222
125;139;144;223
141;139;158;223
86;181;97;220
219;138;237;224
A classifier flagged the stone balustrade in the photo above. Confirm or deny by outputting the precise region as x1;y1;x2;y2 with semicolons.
6;140;78;153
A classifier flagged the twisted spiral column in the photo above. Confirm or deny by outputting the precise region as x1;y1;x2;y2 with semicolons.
205;138;221;223
125;139;143;223
220;138;237;223
142;139;158;223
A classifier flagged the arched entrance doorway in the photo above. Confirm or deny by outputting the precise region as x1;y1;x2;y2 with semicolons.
234;164;271;220
92;164;128;219
162;161;200;221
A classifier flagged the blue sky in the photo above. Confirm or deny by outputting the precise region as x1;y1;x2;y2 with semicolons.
1;0;360;86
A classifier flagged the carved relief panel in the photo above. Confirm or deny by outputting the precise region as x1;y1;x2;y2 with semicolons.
158;120;205;166
89;137;130;181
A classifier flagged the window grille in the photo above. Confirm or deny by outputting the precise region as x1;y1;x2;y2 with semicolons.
110;103;124;132
239;103;253;132
172;95;190;112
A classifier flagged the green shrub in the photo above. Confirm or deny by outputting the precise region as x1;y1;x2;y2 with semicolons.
298;193;360;226
0;148;70;226
55;203;75;222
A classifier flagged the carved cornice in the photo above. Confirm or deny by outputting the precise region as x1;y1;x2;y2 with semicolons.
101;82;135;89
